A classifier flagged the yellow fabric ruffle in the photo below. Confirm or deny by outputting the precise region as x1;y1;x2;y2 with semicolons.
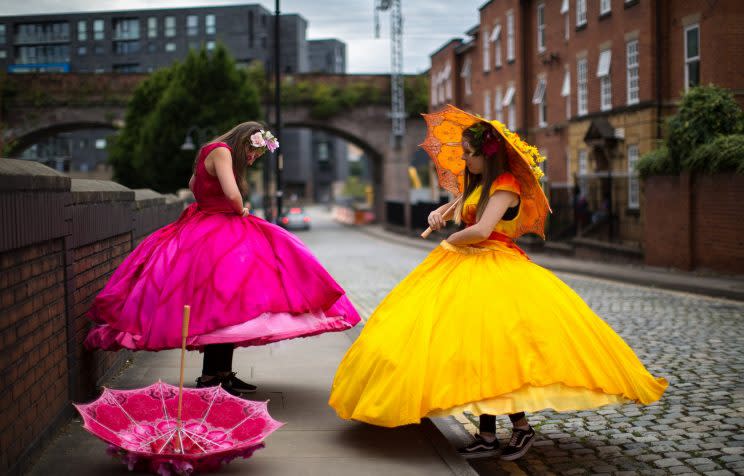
329;242;668;428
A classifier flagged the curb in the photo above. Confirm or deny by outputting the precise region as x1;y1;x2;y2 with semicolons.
347;223;744;302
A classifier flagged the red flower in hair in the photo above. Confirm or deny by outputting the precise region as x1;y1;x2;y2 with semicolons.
482;129;502;156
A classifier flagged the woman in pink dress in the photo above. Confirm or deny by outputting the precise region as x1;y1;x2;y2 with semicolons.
85;121;361;395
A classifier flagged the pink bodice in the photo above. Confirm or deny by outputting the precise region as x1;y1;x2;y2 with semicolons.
192;142;236;214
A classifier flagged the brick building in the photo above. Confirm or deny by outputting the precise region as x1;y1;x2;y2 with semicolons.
430;0;744;246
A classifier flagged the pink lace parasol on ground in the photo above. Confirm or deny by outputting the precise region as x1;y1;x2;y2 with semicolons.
75;306;282;475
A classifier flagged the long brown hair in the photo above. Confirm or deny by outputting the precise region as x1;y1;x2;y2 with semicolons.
198;121;267;196
455;122;510;223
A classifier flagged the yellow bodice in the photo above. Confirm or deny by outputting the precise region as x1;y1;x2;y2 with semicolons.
461;172;522;238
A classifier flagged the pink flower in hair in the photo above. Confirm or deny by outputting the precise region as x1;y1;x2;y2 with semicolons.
250;132;266;148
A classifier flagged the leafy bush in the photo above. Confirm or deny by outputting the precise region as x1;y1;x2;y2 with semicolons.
684;134;744;174
667;85;744;172
637;145;673;178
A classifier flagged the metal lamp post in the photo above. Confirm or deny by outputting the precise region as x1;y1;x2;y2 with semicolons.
274;0;283;223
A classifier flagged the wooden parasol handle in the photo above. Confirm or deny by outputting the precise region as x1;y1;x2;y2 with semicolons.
177;305;191;428
421;196;462;239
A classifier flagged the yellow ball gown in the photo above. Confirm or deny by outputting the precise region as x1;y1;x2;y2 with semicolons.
329;173;668;428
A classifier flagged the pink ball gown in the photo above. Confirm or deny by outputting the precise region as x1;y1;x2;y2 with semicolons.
85;142;361;351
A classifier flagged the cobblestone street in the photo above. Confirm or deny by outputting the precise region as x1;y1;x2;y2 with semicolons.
303;208;744;476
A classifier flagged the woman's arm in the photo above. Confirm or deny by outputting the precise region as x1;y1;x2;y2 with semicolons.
446;190;517;245
211;148;245;215
188;174;195;192
427;196;460;230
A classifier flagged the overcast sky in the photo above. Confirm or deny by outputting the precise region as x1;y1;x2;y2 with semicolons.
0;0;482;73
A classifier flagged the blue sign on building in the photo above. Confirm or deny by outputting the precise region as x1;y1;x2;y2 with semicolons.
8;63;70;73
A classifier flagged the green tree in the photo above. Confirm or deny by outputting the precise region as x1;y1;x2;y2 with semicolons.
109;44;262;192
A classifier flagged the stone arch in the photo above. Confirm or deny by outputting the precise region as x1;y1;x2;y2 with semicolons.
6;121;120;157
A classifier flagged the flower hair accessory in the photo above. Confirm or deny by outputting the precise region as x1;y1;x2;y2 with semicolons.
249;130;280;153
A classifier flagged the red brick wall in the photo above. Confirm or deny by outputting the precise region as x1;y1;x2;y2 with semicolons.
0;240;68;472
692;175;744;273
71;234;132;400
643;174;744;274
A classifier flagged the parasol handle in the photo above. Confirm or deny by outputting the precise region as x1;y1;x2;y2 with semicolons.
177;305;191;429
421;196;462;239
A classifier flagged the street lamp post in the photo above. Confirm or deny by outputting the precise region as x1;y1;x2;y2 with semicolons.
180;126;216;151
274;0;283;222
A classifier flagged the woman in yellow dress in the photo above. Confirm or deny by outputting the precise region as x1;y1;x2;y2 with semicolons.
328;119;668;461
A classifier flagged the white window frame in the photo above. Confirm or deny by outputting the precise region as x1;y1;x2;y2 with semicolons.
561;0;570;40
597;49;612;111
482;32;490;72
187;15;198;36
484;90;492;119
626;39;639;105
576;0;587;27
684;24;700;92
461;57;472;96
77;21;87;41
577;57;588;116
578;149;589;197
561;67;571;118
506;11;515;61
495;86;504;122
627;144;640;209
491;24;502;67
532;78;547;127
444;62;452;100
537;3;546;53
165;16;176;37
93;19;104;40
600;0;612;15
147;17;158;38
206;14;216;35
503;85;517;130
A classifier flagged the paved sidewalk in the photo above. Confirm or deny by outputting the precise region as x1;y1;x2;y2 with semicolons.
356;225;744;302
26;330;472;475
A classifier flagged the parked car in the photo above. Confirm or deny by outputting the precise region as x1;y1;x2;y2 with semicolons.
279;207;311;231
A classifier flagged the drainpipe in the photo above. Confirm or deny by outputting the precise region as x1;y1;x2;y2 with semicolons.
655;0;663;140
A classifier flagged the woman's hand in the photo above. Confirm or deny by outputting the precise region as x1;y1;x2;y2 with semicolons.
428;210;445;230
241;207;250;217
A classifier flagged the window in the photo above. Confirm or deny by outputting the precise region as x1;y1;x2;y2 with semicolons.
532;78;547;127
77;46;86;55
627;144;639;209
0;50;6;59
206;14;216;35
560;0;570;40
578;149;589;196
506;11;515;61
443;62;452;100
576;0;587;27
684;24;700;91
491;24;502;67
206;40;215;51
147;43;156;53
597;49;612;111
95;139;107;149
600;0;611;15
94;45;104;55
187;15;198;36
113;18;139;40
165;42;176;52
503;85;516;129
77;21;87;41
537;3;546;53
0;25;5;45
148;17;157;38
94;19;104;40
165;16;176;37
461;57;472;96
626;39;639;104
482;31;490;71
114;41;140;55
484;91;492;119
561;68;571;118
577;58;588;116
495;86;504;122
